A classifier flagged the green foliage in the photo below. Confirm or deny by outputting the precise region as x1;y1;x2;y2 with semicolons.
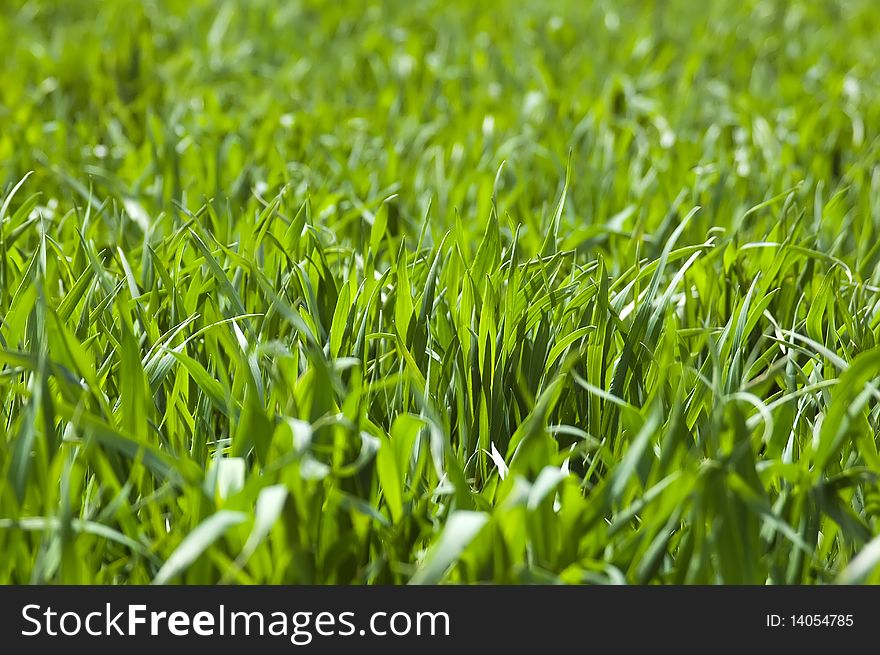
2;0;880;584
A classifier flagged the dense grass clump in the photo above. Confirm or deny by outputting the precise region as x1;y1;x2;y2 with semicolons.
2;0;880;584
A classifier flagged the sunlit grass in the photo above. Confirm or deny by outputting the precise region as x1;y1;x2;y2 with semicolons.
2;0;880;584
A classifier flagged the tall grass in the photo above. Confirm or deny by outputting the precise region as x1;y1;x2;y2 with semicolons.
2;0;880;583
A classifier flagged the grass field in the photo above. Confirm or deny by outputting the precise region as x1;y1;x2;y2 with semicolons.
2;0;880;584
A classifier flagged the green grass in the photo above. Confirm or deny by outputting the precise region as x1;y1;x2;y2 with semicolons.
2;0;880;584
